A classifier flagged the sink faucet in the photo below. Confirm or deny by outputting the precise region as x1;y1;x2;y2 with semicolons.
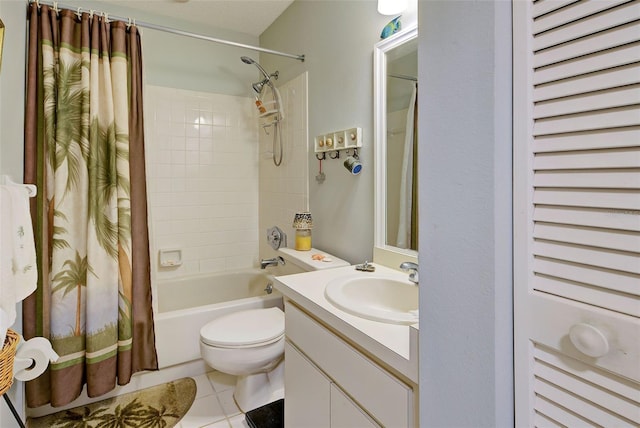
260;256;285;269
400;261;419;285
355;261;375;272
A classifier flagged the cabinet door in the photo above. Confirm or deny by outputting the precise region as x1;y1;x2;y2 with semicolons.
330;384;381;428
513;1;640;426
286;302;414;427
284;341;331;428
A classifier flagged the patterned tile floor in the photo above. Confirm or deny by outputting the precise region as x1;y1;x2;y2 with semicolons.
176;371;249;428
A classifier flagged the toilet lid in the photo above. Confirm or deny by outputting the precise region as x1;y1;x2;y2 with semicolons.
200;307;284;347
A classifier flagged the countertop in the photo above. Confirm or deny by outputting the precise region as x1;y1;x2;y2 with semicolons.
273;263;419;384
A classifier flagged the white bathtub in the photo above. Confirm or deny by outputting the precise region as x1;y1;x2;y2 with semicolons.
153;270;283;368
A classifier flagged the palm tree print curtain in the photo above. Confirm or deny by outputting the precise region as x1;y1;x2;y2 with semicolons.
23;4;157;407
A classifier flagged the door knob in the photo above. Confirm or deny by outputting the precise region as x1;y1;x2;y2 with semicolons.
569;323;609;358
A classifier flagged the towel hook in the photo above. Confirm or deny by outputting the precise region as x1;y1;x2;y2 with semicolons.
1;175;37;197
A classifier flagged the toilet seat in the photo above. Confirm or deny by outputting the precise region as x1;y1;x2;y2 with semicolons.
200;307;284;348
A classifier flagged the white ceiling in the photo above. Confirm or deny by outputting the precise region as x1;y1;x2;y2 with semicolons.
101;0;295;37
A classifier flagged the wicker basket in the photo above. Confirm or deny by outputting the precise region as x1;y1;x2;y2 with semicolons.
0;329;20;396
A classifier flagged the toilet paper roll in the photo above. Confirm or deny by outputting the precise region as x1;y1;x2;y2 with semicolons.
13;337;59;381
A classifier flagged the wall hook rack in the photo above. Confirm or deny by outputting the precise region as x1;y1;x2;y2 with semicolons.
313;127;363;180
314;127;362;155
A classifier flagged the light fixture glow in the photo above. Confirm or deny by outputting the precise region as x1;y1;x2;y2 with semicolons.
377;0;408;15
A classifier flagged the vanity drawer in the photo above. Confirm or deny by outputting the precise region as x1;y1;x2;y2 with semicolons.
285;301;414;427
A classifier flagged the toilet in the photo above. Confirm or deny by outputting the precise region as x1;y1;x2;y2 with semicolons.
199;247;349;412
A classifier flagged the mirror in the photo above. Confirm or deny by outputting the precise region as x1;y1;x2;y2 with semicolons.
374;26;418;264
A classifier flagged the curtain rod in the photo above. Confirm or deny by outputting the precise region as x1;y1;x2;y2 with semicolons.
388;73;417;82
28;0;306;62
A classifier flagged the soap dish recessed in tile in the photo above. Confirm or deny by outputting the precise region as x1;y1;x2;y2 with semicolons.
159;248;182;268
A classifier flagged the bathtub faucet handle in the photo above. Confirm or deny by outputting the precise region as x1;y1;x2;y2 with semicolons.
260;256;285;269
264;282;273;294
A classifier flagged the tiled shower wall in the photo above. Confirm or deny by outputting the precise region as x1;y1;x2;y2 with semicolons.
258;72;310;259
145;85;260;279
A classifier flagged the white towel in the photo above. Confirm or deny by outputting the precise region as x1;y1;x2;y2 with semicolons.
8;185;38;300
0;186;17;344
0;184;38;344
0;308;11;345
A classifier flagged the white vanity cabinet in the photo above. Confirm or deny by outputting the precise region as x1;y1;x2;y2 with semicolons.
283;301;415;428
285;341;379;428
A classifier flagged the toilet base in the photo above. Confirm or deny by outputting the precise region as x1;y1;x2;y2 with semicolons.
234;358;284;413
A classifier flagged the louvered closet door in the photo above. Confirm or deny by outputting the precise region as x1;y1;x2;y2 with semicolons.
513;1;640;426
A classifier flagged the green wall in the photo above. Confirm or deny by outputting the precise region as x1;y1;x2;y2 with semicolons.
260;1;394;263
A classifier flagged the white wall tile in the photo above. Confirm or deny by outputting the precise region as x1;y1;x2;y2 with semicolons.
147;78;308;279
258;73;309;260
146;85;260;279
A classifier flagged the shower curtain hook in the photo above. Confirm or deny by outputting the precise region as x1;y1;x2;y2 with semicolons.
102;12;110;24
89;10;94;20
76;7;82;20
127;17;132;29
52;1;59;15
34;0;41;9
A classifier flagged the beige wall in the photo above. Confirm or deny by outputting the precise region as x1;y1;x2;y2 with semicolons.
418;1;514;425
259;1;408;263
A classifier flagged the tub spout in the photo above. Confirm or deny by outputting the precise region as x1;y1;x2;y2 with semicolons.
260;256;285;269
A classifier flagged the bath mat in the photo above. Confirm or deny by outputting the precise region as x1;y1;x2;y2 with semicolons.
245;399;284;428
28;377;196;428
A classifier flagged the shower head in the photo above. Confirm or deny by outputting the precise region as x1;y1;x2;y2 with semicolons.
241;56;271;80
252;80;267;94
241;56;278;93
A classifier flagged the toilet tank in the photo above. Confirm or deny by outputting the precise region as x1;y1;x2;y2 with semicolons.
277;247;350;273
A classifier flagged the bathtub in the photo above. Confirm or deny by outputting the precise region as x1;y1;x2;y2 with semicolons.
153;270;283;368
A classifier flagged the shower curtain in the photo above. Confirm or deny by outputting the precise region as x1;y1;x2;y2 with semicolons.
396;82;418;250
23;3;157;407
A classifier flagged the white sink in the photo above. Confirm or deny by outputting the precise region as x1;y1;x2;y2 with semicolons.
324;274;419;324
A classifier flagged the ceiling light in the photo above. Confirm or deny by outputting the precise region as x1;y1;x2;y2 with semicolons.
377;0;408;15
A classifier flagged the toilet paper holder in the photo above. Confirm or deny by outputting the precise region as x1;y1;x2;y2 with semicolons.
12;336;59;382
0;332;58;428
